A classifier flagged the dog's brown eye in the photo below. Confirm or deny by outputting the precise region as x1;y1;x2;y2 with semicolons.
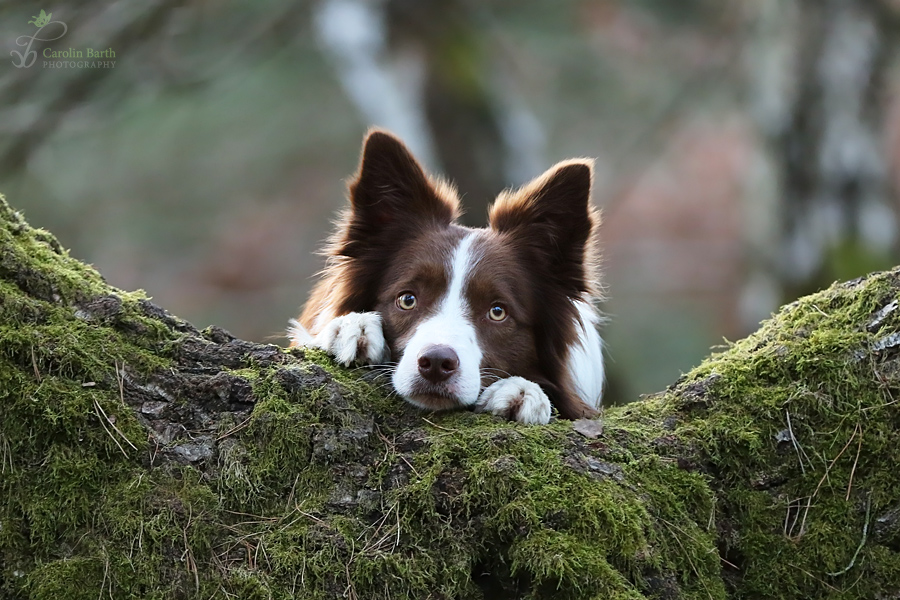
397;293;417;310
488;304;507;321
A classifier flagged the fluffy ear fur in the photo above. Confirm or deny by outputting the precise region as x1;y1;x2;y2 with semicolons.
489;161;601;420
300;129;460;328
339;130;460;258
489;159;600;298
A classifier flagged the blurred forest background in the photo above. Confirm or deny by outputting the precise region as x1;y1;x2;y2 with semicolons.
3;0;900;404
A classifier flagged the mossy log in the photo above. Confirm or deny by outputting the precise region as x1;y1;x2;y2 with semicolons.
1;194;899;600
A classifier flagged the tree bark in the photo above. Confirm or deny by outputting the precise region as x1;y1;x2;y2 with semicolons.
1;193;899;599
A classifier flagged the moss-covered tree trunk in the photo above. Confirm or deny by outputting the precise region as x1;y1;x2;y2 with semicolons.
1;194;899;599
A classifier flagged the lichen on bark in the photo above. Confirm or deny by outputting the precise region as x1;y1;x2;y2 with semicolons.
1;193;899;599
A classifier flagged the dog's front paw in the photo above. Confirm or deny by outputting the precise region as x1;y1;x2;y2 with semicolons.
310;312;388;366
475;377;552;425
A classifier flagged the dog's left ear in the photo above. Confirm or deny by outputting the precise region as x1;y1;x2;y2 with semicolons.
489;159;597;295
348;130;460;235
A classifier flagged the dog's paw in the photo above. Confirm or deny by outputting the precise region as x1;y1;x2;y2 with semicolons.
475;377;552;425
309;312;388;366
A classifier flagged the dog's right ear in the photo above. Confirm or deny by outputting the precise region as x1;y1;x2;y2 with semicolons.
345;130;460;247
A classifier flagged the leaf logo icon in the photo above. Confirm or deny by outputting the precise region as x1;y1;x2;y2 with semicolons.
28;10;52;28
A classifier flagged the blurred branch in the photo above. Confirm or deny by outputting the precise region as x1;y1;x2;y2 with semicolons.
0;0;182;173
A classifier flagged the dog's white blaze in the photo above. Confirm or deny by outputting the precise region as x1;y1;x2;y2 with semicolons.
566;298;605;408
392;232;483;406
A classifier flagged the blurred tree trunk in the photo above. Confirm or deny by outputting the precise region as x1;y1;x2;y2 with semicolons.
315;0;544;226
385;0;507;226
741;0;900;328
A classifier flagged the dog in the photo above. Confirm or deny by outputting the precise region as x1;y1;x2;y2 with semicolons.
289;130;604;424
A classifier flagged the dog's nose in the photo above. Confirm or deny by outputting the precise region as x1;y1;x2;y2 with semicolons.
417;345;459;383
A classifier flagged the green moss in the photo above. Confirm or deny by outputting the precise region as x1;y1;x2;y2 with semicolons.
195;350;726;599
0;184;727;598
24;557;105;600
0;196;189;598
4;191;900;598
663;271;900;598
303;347;404;416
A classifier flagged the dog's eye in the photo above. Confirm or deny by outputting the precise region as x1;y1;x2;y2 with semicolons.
488;304;507;321
397;292;417;310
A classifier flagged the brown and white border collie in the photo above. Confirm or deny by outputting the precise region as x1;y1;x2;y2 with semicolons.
289;130;604;424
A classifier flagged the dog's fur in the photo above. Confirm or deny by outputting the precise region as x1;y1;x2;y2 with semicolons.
289;130;604;424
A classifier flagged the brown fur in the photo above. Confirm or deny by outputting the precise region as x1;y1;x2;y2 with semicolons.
486;161;602;419
298;129;601;420
299;129;461;331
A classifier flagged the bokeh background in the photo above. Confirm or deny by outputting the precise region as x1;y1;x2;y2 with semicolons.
3;0;900;404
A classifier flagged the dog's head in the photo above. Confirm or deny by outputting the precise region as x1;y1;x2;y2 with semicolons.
325;130;599;418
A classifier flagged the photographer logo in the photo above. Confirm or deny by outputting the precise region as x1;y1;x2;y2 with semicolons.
11;9;116;69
